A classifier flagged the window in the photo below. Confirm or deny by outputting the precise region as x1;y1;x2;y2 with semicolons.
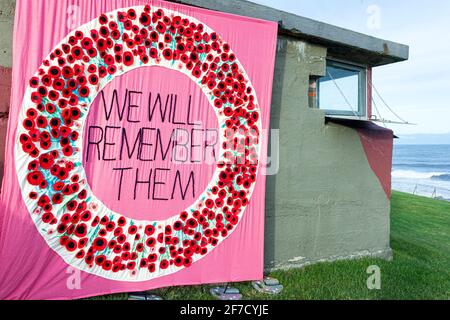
311;60;367;118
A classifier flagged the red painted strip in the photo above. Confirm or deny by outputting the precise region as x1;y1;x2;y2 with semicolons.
357;124;393;199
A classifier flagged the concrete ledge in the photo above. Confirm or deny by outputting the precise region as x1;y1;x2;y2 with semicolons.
170;0;409;67
265;248;394;272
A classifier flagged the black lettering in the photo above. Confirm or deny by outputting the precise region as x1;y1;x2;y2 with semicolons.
154;129;173;161
138;128;155;161
101;89;128;121
152;168;170;201
171;95;185;125
187;95;195;125
103;126;120;161
171;170;195;200
113;167;132;200
148;93;171;123
120;128;142;160
127;90;142;123
204;129;218;162
86;126;104;162
134;168;153;200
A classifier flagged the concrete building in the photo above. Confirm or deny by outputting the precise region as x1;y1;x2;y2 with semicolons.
0;0;409;270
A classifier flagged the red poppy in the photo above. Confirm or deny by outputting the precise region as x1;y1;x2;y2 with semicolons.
144;224;155;236
100;54;113;67
27;171;44;186
79;210;91;222
127;8;137;20
28;191;38;200
186;218;198;229
183;257;192;267
126;225;137;235
74;30;84;39
95;255;106;266
29;77;40;88
145;237;156;247
38;153;54;170
205;199;214;208
173;221;183;231
123;20;132;31
117;216;126;227
159;259;169;270
99;26;109;38
97;259;110;271
66;239;77;252
108;65;117;74
214;99;223;108
93;237;107;251
122;242;131;252
106;221;115;232
30;92;42;104
122;51;134;66
86;47;97;58
139;13;150;26
99;14;108;25
147;48;157;60
148;263;156;273
117;234;126;244
48;66;61;78
71;46;83;60
110;29;120;40
74;223;87;237
88;74;99;85
192;67;202;78
78;86;90;98
80;38;93;50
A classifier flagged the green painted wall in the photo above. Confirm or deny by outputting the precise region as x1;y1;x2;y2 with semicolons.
0;0;391;270
265;36;391;269
0;0;13;67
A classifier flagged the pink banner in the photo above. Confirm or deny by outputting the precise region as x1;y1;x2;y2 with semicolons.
0;0;277;299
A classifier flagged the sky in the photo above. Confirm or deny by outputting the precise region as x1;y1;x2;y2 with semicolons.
251;0;450;137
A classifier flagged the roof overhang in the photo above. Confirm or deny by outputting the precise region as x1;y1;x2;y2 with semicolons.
169;0;409;67
325;116;399;138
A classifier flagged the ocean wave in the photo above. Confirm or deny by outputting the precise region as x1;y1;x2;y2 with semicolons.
431;174;450;181
392;170;450;180
393;163;450;170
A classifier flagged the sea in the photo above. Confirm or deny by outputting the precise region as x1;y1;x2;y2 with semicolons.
392;144;450;201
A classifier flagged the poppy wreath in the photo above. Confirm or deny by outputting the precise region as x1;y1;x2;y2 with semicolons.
15;5;261;281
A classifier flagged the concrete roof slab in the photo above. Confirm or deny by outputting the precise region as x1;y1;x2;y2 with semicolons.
170;0;409;67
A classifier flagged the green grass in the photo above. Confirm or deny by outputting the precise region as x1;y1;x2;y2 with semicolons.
94;191;450;300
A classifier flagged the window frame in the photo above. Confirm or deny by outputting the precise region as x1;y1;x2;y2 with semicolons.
317;59;368;118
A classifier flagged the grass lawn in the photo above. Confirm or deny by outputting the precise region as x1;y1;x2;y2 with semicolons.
95;191;450;300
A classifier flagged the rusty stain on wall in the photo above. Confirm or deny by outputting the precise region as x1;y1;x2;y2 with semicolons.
0;66;11;190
